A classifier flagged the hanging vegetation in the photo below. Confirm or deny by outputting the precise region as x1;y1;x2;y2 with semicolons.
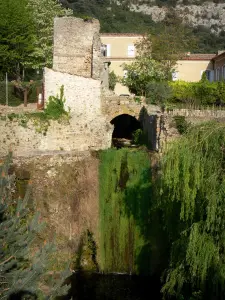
99;149;154;274
160;121;225;299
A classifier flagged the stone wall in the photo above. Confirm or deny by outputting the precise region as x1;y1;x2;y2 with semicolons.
0;67;113;157
12;152;100;267
0;115;111;157
53;17;101;78
159;108;225;151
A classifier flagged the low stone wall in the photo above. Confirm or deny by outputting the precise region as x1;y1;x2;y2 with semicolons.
166;108;225;119
0;115;112;157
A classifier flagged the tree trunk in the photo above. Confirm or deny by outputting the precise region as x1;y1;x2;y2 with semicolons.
24;88;28;107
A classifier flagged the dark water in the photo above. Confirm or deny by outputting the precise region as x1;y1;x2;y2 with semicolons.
67;272;162;300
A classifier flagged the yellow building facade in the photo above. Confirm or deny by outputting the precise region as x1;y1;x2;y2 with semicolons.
100;33;217;95
101;33;142;95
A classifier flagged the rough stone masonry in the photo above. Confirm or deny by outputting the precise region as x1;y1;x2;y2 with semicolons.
0;17;113;157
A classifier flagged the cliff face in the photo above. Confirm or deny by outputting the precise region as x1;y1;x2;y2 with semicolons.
129;2;225;33
59;0;225;34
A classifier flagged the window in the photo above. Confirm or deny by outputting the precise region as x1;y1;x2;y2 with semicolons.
172;72;178;81
202;70;214;82
223;65;225;80
205;70;211;81
123;70;128;78
106;44;111;57
101;44;107;56
128;45;135;57
216;68;220;81
202;70;211;81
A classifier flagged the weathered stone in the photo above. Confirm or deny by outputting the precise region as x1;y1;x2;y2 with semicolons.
53;17;100;78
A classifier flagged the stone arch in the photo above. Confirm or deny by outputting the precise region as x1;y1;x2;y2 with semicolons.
110;114;142;147
105;105;141;123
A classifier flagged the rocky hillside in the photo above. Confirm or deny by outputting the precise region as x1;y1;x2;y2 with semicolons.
59;0;225;52
128;1;225;33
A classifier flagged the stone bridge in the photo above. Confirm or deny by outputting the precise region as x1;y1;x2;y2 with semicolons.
1;17;225;157
102;96;147;121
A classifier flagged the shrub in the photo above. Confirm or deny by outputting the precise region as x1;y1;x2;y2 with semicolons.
45;85;70;120
109;71;117;91
173;116;190;134
146;81;172;106
168;80;225;107
0;154;70;298
132;128;147;145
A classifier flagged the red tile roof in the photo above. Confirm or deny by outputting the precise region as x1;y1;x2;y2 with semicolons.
181;53;216;60
212;51;225;61
100;33;143;37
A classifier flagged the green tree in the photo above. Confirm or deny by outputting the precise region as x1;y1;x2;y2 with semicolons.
160;122;225;299
138;10;196;80
27;0;72;69
121;58;168;95
122;11;196;96
0;0;35;78
0;154;70;298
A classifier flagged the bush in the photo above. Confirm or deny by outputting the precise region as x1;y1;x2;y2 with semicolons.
146;81;172;106
168;80;225;107
173;116;190;134
109;71;117;91
45;85;70;120
132;129;147;145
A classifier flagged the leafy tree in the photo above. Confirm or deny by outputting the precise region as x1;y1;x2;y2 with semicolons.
0;0;35;78
160;122;225;299
138;10;196;80
121;10;196;96
27;0;72;69
121;59;168;95
0;154;70;298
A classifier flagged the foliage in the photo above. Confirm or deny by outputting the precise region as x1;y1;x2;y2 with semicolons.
121;11;196;96
121;59;167;96
173;116;190;134
0;0;35;78
99;149;153;274
160;121;225;299
146;81;172;105
0;154;70;298
27;0;72;69
45;85;70;120
5;86;70;134
168;80;225;107
109;71;117;91
137;10;197;80
132;129;147;145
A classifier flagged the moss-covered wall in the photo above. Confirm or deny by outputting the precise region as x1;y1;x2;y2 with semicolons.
99;149;166;275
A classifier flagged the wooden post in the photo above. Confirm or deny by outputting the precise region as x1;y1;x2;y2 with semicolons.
24;88;28;107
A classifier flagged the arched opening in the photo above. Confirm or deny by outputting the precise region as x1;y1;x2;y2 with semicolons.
110;114;142;148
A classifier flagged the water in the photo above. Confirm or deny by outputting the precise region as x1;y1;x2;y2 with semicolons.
66;271;162;300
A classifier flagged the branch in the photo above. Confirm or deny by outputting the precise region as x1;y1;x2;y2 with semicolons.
0;256;15;266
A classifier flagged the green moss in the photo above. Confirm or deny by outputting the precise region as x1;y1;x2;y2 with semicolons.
99;149;153;274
